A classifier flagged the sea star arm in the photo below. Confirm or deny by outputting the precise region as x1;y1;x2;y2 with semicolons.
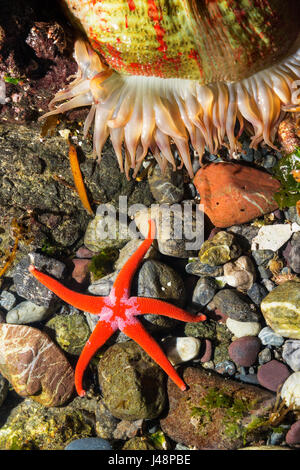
122;319;187;391
134;297;206;323
75;320;116;397
29;265;106;314
113;219;156;299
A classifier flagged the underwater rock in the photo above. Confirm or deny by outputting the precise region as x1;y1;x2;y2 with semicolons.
0;323;74;406
160;367;275;450
260;281;300;339
198;231;241;266
45;313;91;356
194;163;280;228
98;341;166;420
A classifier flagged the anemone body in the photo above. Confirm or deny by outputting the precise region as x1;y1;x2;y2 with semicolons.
44;0;300;177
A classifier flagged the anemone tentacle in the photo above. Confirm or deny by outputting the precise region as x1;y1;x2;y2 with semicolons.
41;39;300;178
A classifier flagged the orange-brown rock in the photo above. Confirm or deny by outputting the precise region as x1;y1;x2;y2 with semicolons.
0;324;74;407
194;163;280;228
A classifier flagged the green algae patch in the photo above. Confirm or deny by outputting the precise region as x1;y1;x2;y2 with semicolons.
191;387;254;440
272;149;300;208
88;248;119;281
45;313;91;356
0;398;94;450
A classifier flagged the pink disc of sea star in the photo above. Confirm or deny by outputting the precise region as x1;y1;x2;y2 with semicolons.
29;219;206;396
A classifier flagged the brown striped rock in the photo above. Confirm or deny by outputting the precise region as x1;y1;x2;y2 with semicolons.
194;163;280;228
0;324;74;407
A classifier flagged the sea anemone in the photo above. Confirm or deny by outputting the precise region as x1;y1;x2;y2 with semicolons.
42;0;300;178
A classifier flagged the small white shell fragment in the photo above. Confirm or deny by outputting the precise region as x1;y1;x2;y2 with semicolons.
280;371;300;409
162;337;201;365
251;223;300;251
226;318;261;338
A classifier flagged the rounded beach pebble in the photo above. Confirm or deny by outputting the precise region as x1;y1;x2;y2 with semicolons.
285;421;300;446
228;336;261;366
65;438;112;450
257;360;291;392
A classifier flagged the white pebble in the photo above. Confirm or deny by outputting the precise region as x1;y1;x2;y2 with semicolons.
226;317;261;338
281;372;300;409
162;337;201;365
251;223;300;251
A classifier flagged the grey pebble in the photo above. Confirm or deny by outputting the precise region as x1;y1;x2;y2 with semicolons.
258;347;273;365
192;277;218;306
0;290;17;311
247;282;268;305
282;340;300;371
212;289;260;322
13;253;66;307
258;327;285;347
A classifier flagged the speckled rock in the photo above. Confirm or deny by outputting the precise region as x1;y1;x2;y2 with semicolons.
134;204;202;258
114;238;158;271
285;421;300;446
6;300;55;324
288;237;300;274
122;437;156;450
0;373;8;407
212;289;260;322
84;212;130;253
192;277;218;306
228;337;261;367
136;259;186;330
98;341;166;420
198;231;241;267
247;283;268;306
45;314;91;356
13;253;66;307
257;360;291;392
95;401;119;439
65;438;112;450
282;340;300;372
226;318;261;338
223;256;256;292
160;367;275;450
0;290;16;311
0;324;74;407
0;397;94;450
185;260;223;277
258;327;285;347
261;281;300;339
148;163;184;204
280;372;300;409
193;162;280;228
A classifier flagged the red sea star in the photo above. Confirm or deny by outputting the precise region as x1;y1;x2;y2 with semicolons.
29;219;206;396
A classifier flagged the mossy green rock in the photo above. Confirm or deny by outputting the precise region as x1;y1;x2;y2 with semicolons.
160;367;275;450
0;397;94;450
198;231;241;266
98;341;166;420
45;314;91;356
261;281;300;339
122;437;156;450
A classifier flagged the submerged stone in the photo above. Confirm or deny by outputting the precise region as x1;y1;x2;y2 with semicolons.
198;231;241;267
98;341;166;420
160;367;275;450
260;281;300;339
194;163;280;228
